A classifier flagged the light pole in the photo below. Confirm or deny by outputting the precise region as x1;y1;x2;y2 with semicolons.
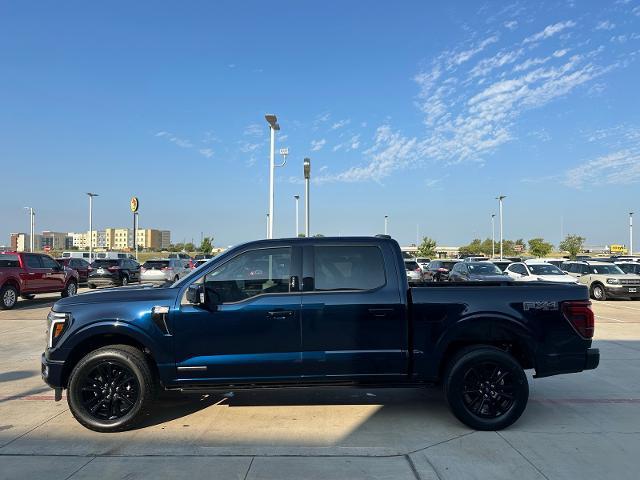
23;207;35;252
134;212;139;260
384;215;389;235
294;195;300;237
491;213;496;258
266;214;270;238
496;195;506;260
304;158;311;237
630;212;634;256
87;193;98;263
265;114;280;239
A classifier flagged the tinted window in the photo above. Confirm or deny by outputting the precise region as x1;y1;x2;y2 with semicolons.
204;247;291;303
41;256;60;269
589;264;624;275
404;261;419;271
92;259;119;267
143;260;170;269
468;263;503;275
25;255;42;268
0;254;20;268
315;246;385;291
528;264;564;275
442;261;458;270
510;264;528;275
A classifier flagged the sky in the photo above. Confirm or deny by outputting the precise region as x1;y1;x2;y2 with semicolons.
1;0;639;249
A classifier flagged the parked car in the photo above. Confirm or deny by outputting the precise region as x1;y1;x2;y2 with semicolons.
505;261;578;284
463;256;489;262
423;260;459;282
56;258;91;284
540;258;567;268
1;252;79;309
140;258;190;285
489;260;512;272
95;252;136;261
615;262;640;275
194;254;214;261
449;261;513;282
416;257;431;270
42;236;598;433
561;260;640;300
169;253;192;261
61;251;93;261
193;259;211;269
404;260;423;285
87;259;141;288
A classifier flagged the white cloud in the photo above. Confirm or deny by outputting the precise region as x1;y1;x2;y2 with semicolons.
563;149;640;188
448;35;499;68
470;48;523;78
595;20;615;31
523;20;576;44
311;139;326;151
504;20;518;30
330;119;351;130
154;131;193;149
240;142;262;153
199;148;214;158
243;123;263;137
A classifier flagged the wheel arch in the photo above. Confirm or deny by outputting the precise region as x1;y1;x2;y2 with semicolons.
435;315;536;380
61;324;160;388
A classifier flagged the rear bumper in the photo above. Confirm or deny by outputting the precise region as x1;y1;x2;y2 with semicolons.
534;347;599;378
88;274;121;286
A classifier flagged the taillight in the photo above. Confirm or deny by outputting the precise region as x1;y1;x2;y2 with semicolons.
562;300;595;339
88;266;93;271
140;267;146;272
415;267;421;272
162;267;173;271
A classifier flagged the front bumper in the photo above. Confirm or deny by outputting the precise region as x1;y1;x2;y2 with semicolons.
534;347;600;378
41;352;65;390
604;286;640;298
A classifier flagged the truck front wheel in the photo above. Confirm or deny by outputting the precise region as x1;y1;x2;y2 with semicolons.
67;345;154;432
443;346;529;431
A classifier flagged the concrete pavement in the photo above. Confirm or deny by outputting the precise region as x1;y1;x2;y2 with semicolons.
1;291;639;479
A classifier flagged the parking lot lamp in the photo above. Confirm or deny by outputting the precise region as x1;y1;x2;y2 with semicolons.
266;214;270;239
384;215;389;235
265;114;280;239
496;195;506;260
294;195;300;237
630;212;634;256
304;158;311;237
491;214;496;258
23;207;34;252
87;193;98;263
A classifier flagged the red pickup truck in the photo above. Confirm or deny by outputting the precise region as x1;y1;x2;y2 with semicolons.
0;252;79;310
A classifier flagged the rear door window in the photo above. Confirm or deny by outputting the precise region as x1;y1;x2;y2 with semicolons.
41;256;59;269
24;254;43;268
314;246;385;291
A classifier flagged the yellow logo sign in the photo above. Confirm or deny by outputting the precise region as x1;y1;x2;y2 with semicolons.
130;196;139;213
610;244;626;253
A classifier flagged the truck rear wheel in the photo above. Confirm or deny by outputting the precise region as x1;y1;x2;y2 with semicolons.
67;345;154;432
443;346;529;431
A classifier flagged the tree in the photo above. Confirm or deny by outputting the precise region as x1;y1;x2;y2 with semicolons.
528;238;553;258
559;234;585;259
184;242;196;252
416;236;437;258
200;236;214;253
459;239;485;256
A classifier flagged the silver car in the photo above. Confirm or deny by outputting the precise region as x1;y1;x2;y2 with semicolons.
140;258;190;285
404;260;423;285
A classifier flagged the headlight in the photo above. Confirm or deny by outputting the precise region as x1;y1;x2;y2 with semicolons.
606;278;620;285
47;311;71;348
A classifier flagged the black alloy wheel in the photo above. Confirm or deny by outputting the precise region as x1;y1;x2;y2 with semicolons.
461;362;515;418
78;361;139;421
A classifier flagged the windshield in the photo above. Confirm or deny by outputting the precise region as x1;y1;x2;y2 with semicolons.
468;263;503;275
92;259;119;267
589;265;624;275
171;246;236;288
528;264;564;275
0;254;20;267
143;261;169;269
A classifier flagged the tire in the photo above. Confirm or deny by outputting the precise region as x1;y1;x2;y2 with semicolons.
1;284;18;310
173;276;179;282
121;275;129;286
61;280;77;298
21;294;36;300
443;346;529;431
67;345;154;432
591;284;607;301
89;283;97;289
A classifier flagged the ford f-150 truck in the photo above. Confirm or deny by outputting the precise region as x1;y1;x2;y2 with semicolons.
1;252;79;310
41;237;599;432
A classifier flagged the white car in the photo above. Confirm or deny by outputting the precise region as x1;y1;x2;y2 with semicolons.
140;258;190;285
505;260;578;283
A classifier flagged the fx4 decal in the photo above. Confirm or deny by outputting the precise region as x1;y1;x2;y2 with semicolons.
523;301;559;311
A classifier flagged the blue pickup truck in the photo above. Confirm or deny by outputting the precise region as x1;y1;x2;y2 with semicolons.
42;236;599;432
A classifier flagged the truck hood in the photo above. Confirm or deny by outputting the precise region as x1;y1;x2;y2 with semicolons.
54;285;178;308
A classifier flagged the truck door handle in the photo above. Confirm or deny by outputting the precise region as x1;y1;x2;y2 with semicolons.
267;310;294;320
368;308;394;318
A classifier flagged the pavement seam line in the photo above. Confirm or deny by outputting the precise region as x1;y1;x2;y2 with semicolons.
0;408;68;450
404;453;442;480
242;456;255;480
64;457;96;480
404;430;475;456
496;431;550;480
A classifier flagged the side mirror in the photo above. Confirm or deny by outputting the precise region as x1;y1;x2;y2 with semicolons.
186;284;205;305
